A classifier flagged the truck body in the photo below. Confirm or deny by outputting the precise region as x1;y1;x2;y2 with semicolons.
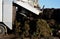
0;0;42;35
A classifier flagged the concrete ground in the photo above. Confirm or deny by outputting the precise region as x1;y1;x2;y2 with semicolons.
0;34;60;39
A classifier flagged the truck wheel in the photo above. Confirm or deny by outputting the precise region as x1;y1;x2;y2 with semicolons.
0;24;5;35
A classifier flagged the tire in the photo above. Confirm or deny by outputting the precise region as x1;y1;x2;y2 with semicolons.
0;24;5;35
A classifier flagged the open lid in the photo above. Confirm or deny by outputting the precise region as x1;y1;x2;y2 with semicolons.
14;1;42;15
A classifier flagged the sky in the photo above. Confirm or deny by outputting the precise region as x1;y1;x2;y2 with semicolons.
39;0;60;8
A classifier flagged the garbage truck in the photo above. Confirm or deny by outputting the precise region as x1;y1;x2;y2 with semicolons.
0;0;42;35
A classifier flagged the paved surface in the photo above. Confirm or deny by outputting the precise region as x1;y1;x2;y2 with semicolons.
0;34;14;39
0;34;60;39
0;34;30;39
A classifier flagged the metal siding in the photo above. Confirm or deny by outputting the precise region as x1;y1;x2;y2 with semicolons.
3;0;13;29
0;0;2;22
